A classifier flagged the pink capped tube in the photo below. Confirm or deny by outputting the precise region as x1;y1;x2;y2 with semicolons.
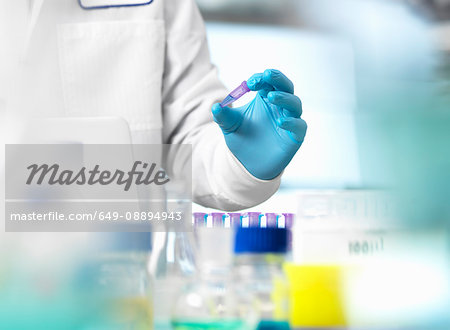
283;213;295;229
265;213;279;228
219;81;251;108
283;213;295;251
210;212;225;227
193;212;207;227
247;212;262;227
228;213;242;227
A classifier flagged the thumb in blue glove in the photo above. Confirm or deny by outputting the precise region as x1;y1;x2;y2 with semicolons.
212;69;307;180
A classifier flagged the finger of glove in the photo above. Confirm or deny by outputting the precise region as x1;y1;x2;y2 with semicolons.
277;117;307;144
212;103;243;134
247;73;274;98
263;69;294;94
268;91;302;118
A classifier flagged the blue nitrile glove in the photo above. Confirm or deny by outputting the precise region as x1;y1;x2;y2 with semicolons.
212;69;307;180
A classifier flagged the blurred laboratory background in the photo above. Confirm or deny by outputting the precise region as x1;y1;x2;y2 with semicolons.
0;0;449;329
193;0;450;215
192;0;450;328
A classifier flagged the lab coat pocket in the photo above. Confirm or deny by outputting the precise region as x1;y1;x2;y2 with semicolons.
57;20;164;132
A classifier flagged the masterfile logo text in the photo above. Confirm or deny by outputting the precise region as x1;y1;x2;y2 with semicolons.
26;161;170;192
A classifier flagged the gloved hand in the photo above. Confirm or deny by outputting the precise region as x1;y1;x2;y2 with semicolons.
212;69;307;180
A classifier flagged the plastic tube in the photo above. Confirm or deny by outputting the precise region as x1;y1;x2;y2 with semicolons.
247;212;262;227
219;81;250;108
210;212;226;227
193;212;207;227
265;213;279;228
283;213;295;229
283;213;295;251
228;213;242;227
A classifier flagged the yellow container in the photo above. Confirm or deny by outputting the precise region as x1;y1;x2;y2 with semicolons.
284;264;348;327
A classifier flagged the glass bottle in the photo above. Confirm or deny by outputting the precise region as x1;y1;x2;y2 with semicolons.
149;186;197;330
171;225;246;329
233;227;291;330
81;233;153;329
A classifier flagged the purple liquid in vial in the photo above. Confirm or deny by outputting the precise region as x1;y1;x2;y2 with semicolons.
220;81;250;108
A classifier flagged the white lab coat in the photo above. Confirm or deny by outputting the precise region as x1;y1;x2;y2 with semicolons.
0;0;281;211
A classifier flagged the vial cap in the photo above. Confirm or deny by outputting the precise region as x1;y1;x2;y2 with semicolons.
234;227;288;254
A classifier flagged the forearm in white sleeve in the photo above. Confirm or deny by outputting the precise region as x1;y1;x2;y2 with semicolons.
162;0;281;211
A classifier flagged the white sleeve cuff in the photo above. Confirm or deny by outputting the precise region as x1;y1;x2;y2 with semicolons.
192;123;282;211
210;128;281;209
